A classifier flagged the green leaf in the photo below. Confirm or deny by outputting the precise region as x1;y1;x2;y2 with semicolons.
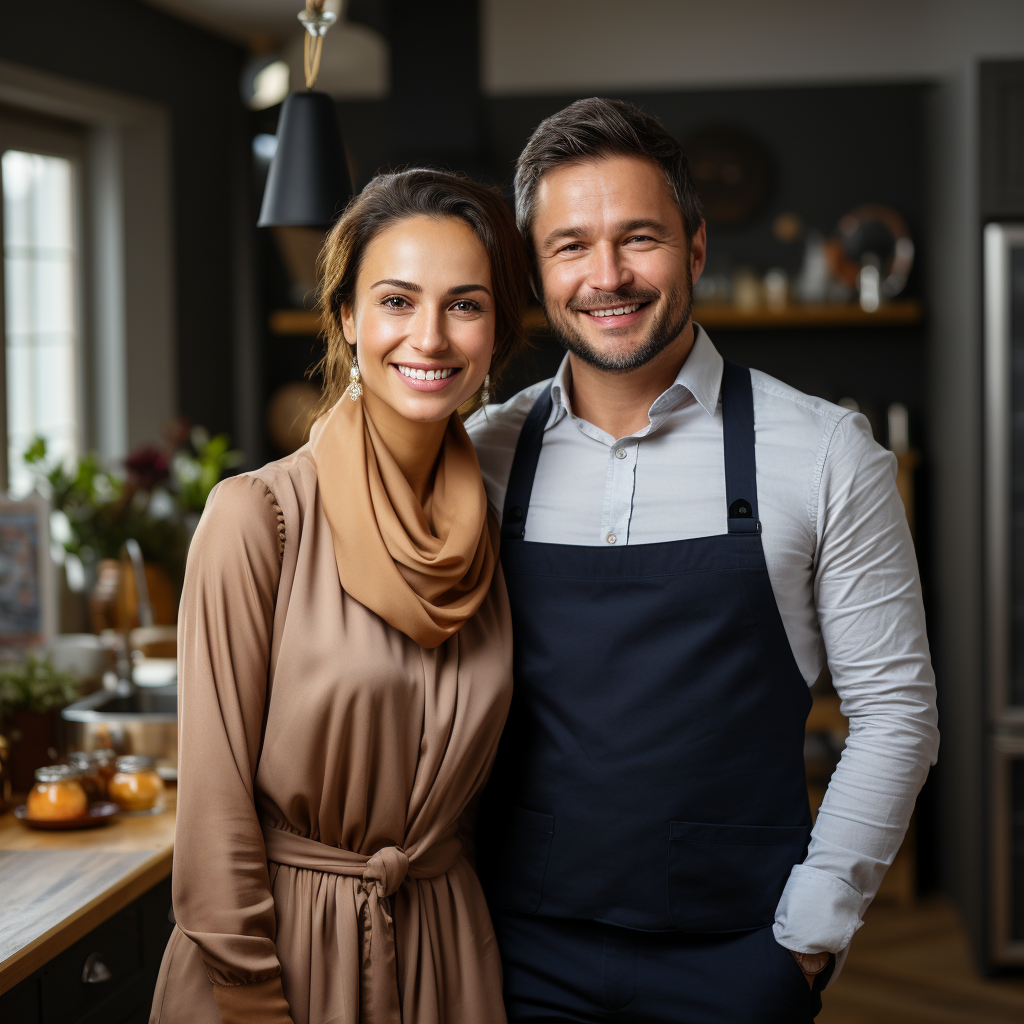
23;436;47;465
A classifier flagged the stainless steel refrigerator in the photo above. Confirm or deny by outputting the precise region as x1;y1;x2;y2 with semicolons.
984;222;1024;965
929;58;1024;971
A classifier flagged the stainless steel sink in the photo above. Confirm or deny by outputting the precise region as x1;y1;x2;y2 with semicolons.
62;685;177;778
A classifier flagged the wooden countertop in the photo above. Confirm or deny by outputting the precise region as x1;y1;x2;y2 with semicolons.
0;788;175;995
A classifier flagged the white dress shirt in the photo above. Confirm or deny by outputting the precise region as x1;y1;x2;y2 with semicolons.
466;326;939;974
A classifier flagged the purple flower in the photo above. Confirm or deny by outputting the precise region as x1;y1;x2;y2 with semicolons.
124;446;170;491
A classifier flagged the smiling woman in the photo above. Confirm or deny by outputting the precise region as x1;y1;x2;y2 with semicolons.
151;168;532;1024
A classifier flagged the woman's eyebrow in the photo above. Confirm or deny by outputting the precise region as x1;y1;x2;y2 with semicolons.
448;284;492;297
371;278;421;291
369;279;491;297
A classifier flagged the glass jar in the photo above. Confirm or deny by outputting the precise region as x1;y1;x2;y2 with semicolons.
108;755;164;814
26;765;89;820
67;752;103;801
92;748;117;795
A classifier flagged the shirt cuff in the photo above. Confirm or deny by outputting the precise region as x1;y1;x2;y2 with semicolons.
773;863;864;954
212;975;293;1024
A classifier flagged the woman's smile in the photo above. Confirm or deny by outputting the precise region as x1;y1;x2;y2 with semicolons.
391;362;463;390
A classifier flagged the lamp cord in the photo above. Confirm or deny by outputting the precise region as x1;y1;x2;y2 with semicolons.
303;0;328;90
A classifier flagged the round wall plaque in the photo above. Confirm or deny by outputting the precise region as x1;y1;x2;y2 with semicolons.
682;125;775;228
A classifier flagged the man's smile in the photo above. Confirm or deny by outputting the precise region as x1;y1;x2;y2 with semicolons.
583;302;644;318
574;300;653;327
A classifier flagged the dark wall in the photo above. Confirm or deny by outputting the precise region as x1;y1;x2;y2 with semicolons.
0;0;247;440
487;85;926;277
485;83;928;415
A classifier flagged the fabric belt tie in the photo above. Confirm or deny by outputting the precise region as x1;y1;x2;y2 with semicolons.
262;826;462;1024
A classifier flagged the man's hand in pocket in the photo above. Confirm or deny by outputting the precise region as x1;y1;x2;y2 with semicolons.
788;949;831;989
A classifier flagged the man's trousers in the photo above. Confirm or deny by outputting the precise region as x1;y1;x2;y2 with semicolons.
492;909;834;1023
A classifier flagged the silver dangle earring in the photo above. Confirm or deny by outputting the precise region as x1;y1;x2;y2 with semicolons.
479;373;491;407
348;359;363;400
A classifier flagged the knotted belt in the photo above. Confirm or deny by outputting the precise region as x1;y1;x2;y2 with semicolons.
262;826;462;1023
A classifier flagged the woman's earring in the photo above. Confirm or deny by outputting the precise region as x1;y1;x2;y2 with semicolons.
348;360;362;401
479;373;491;407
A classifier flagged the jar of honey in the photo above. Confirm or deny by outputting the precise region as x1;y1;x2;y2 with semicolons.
26;765;89;821
67;752;103;801
108;755;164;814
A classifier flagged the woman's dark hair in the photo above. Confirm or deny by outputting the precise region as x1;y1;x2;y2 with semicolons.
514;97;703;260
314;168;531;418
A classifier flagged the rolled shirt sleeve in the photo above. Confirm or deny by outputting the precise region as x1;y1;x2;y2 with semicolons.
773;411;939;964
173;475;294;1023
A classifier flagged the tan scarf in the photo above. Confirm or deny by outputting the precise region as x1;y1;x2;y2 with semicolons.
309;395;498;649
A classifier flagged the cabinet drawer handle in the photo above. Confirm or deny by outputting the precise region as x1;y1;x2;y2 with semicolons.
82;952;113;984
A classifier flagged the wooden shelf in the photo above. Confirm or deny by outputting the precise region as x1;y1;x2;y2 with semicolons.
269;299;924;339
692;299;924;329
269;309;323;336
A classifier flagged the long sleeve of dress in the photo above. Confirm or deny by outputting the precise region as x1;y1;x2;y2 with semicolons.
172;474;293;1024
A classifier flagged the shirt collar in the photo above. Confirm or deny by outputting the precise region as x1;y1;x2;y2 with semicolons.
546;323;724;432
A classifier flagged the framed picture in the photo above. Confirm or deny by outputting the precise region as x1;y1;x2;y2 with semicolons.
0;491;56;648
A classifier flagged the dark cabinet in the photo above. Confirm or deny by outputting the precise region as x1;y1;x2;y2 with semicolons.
980;61;1024;218
0;877;173;1024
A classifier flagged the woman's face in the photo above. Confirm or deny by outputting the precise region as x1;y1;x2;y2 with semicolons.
342;215;495;424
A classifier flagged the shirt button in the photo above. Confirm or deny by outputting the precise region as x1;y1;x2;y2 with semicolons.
614;448;627;459
606;533;617;544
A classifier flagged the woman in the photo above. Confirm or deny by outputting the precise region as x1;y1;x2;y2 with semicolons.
151;169;530;1024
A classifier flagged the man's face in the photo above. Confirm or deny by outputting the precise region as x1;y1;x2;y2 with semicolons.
531;154;706;373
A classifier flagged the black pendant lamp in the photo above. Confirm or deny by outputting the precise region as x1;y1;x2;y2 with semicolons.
258;1;354;229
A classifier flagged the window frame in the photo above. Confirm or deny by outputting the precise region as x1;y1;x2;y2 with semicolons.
0;108;89;493
0;59;177;477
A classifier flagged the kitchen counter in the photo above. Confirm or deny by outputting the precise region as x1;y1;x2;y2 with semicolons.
0;788;175;996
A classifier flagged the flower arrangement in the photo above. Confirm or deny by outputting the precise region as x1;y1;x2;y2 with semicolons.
23;420;242;586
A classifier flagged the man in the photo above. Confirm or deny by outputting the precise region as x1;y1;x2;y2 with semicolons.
467;98;939;1023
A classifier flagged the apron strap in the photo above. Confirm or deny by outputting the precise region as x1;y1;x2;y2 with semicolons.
721;360;761;534
501;361;759;540
501;384;553;540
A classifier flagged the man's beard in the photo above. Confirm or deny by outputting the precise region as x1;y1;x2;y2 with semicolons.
544;265;693;374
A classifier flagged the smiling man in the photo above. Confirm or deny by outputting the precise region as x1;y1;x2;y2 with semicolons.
467;98;939;1023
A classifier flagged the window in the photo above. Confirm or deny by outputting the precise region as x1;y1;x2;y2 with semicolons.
0;67;176;484
1;148;79;495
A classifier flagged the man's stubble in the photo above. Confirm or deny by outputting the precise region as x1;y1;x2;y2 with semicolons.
543;260;693;375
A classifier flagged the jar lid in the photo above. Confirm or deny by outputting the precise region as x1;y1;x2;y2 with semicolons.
115;755;156;773
67;751;97;767
92;748;117;764
35;764;75;782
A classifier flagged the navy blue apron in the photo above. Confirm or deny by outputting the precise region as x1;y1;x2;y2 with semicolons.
477;361;813;936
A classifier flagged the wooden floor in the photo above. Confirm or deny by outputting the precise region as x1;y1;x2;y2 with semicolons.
818;898;1024;1023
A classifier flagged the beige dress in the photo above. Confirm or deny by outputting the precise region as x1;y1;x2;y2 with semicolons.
150;445;513;1024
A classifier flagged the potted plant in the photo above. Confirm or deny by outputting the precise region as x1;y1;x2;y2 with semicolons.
0;656;79;793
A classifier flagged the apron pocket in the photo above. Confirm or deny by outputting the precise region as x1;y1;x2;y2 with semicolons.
483;805;554;914
667;820;809;932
